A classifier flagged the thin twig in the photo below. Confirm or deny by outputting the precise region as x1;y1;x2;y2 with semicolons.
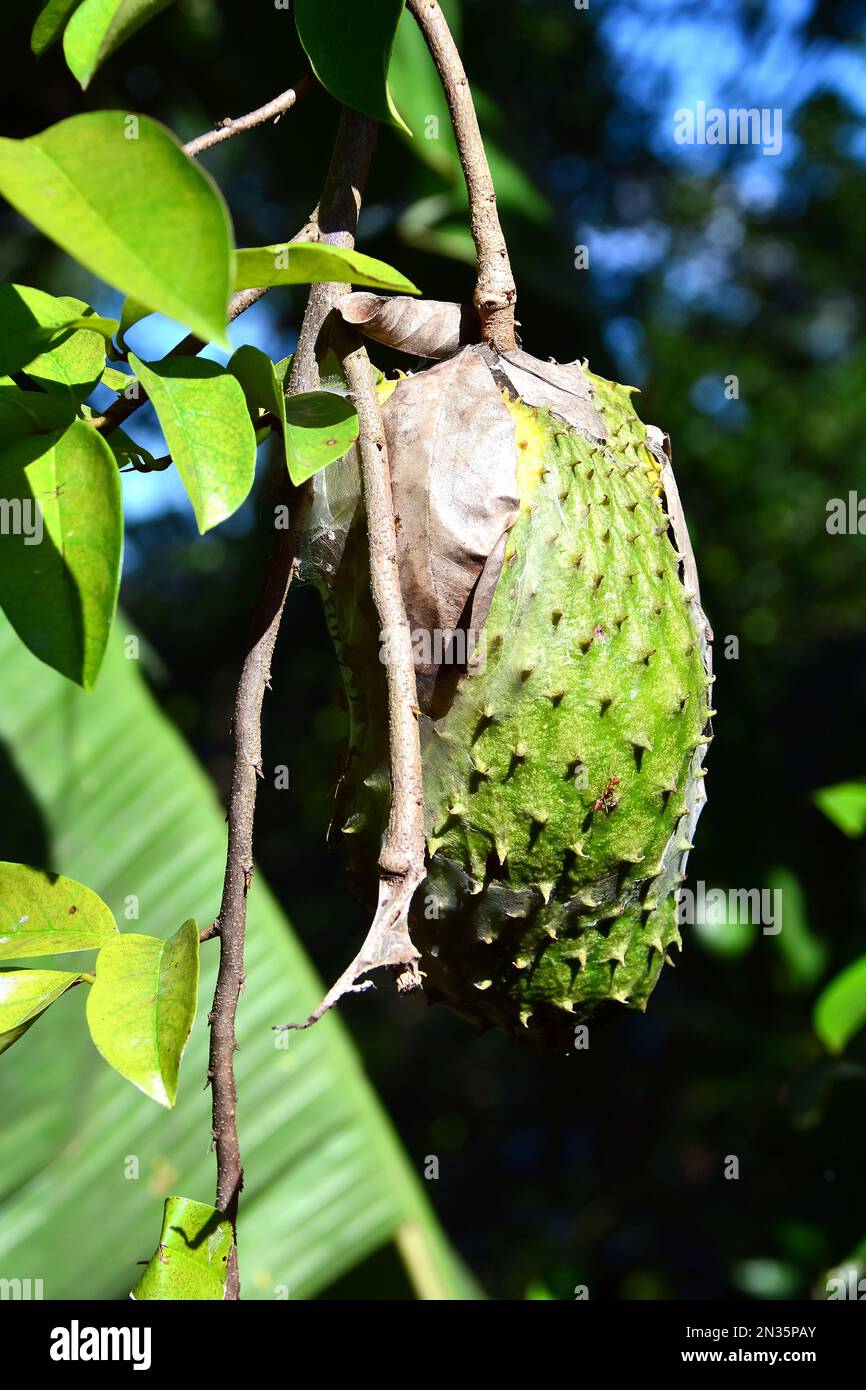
183;77;315;158
207;107;378;1300
407;0;517;352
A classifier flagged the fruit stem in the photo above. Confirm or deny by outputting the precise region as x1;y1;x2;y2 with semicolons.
407;0;517;352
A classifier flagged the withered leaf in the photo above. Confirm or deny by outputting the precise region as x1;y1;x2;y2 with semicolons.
337;293;480;359
645;424;706;616
486;346;607;441
382;346;519;694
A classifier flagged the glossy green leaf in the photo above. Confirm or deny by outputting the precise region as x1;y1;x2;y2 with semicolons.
31;0;85;56
0;419;123;688
235;242;419;296
0;283;116;382
294;0;409;132
0;969;84;1054
814;954;866;1054
0;617;478;1299
813;780;866;838
0;113;233;347
101;364;136;393
0;863;117;960
284;392;360;486
128;353;256;532
86;919;199;1107
132;1196;232;1300
227;344;285;424
63;0;176;88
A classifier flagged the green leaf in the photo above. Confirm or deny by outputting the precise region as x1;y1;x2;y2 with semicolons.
101;364;137;394
63;0;175;88
86;919;199;1107
0;419;123;688
0;863;118;960
31;0;86;56
0;113;233;347
128;353;256;533
23;298;113;405
294;0;409;132
227;344;285;424
131;1196;232;1300
228;349;360;484
768;867;828;991
117;294;153;346
813;780;866;838
814;954;866;1055
0;969;84;1054
234;242;420;296
0;616;479;1299
0;282;116;381
0;377;76;448
284;392;360;485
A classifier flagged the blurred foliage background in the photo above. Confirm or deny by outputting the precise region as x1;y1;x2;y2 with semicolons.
2;0;866;1299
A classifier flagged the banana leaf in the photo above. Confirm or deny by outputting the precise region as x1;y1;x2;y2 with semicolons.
0;613;478;1299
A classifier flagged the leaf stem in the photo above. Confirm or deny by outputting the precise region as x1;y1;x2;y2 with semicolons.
407;0;517;351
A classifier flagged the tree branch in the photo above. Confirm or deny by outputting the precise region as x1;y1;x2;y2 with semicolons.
183;77;315;158
207;106;377;1300
337;328;425;963
407;0;517;352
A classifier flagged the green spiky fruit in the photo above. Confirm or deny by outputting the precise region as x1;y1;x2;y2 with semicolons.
314;356;712;1050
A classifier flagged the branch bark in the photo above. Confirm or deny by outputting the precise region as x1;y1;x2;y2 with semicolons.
207;106;377;1300
407;0;517;352
183;77;315;158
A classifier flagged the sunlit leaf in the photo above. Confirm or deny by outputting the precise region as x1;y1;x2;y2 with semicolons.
101;365;139;400
31;0;85;56
0;969;84;1054
63;0;175;88
814;954;866;1054
294;0;409;132
0;420;123;688
0;113;233;347
86;919;199;1107
0;282;115;382
22;300;113;405
128;353;256;532
813;780;866;838
131;1196;232;1300
234;242;419;296
0;863;117;960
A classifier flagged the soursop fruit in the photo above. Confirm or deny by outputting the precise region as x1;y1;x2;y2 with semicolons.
305;328;712;1050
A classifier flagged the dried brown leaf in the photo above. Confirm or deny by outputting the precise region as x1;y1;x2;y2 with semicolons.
486;347;607;440
337;294;480;359
382;346;519;698
279;866;424;1031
